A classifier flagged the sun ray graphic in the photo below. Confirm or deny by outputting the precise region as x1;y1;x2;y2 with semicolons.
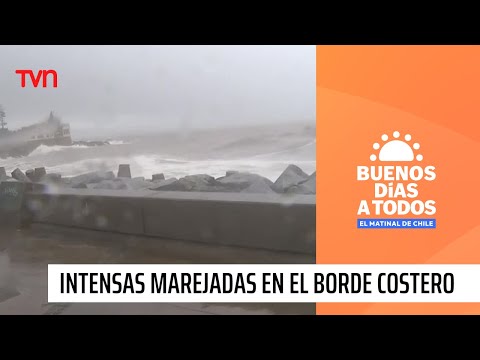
370;131;422;162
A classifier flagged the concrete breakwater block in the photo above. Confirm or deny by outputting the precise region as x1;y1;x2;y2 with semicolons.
152;174;225;192
241;181;275;194
117;164;131;178
272;164;309;193
0;167;7;180
40;173;62;183
11;168;30;183
286;172;316;195
151;173;277;194
34;167;47;181
69;171;115;188
26;169;36;182
152;173;165;181
217;172;274;192
42;164;316;195
148;178;177;190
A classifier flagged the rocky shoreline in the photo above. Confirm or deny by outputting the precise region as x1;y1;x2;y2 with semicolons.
0;164;315;195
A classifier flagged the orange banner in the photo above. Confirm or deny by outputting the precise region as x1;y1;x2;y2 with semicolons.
316;45;480;314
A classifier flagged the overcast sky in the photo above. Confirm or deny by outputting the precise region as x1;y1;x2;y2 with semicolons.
0;45;315;138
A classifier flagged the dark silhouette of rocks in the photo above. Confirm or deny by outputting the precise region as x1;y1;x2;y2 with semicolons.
0;164;316;195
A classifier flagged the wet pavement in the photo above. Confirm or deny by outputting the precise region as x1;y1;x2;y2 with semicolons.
0;225;315;315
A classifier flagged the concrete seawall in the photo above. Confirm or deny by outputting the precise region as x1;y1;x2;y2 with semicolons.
21;188;315;255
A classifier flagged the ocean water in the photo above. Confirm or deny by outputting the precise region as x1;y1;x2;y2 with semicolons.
0;123;316;182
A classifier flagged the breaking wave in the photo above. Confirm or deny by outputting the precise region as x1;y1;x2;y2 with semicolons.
0;123;316;181
107;140;130;145
28;144;90;156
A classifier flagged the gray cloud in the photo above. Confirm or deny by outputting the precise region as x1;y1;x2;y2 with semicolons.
0;45;315;138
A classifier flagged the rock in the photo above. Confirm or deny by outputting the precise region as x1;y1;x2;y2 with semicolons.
40;173;62;184
11;168;30;182
34;167;47;180
69;171;115;188
152;173;275;193
218;172;274;192
0;167;6;180
152;173;165;181
152;174;226;192
226;170;239;177
117;164;131;178
88;180;127;190
241;181;276;194
156;178;193;191
122;177;153;190
87;177;153;191
26;169;36;182
149;178;178;190
286;172;316;194
272;164;309;193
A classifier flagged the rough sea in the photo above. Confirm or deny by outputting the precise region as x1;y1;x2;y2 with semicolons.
0;122;316;182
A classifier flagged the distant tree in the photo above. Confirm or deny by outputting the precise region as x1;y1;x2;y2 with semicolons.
0;105;6;130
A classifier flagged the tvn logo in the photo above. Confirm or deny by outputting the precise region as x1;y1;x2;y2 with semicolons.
15;69;58;88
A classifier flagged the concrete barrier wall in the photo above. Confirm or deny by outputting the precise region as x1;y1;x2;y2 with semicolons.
23;189;316;255
25;189;145;235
